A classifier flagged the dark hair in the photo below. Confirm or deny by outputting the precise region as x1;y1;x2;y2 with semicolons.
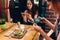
26;0;38;18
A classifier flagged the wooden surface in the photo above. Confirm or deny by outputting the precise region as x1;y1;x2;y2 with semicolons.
0;22;14;32
0;23;38;40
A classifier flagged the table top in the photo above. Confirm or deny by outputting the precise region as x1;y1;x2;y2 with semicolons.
0;22;38;40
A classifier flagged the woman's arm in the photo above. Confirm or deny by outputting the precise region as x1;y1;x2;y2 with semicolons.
21;13;27;22
34;11;38;19
27;11;38;22
27;14;34;22
33;23;53;40
21;10;28;22
41;17;55;31
57;32;60;40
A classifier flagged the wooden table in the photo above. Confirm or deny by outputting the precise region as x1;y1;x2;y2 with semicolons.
0;23;39;40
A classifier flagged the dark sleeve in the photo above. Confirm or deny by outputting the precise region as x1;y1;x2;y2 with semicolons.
57;25;60;32
57;18;60;31
55;24;60;37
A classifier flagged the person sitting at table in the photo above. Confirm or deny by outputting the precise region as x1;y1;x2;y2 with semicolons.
33;18;55;39
21;0;38;24
33;23;53;40
33;18;60;40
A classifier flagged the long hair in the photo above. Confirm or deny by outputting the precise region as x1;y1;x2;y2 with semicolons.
26;0;38;18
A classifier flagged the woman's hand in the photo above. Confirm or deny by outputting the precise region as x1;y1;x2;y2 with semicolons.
41;17;55;30
21;12;27;22
33;23;53;40
40;17;47;23
33;23;41;32
27;14;34;22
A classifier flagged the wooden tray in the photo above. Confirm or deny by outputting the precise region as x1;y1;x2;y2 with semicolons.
11;29;27;39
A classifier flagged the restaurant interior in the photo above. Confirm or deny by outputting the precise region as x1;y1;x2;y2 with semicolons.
0;0;60;40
